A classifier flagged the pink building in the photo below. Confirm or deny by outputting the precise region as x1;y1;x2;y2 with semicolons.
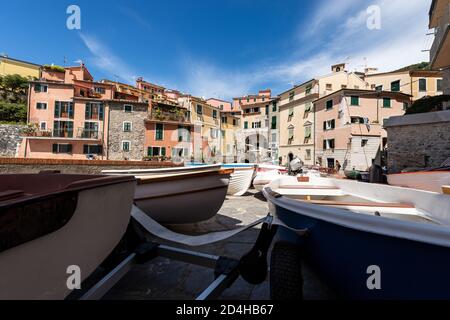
206;98;233;112
314;89;411;171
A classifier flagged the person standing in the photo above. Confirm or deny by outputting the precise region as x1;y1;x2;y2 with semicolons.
335;160;342;173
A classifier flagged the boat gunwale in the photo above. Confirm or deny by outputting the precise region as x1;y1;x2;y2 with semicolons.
136;168;233;185
134;184;228;201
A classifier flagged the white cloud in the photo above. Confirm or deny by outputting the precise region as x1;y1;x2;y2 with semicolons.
180;0;432;99
79;33;136;83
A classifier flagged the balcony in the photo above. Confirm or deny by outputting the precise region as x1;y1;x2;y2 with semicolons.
22;128;102;140
148;108;191;124
77;128;102;140
430;3;450;68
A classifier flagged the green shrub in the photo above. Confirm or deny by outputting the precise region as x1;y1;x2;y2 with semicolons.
43;65;66;73
0;101;27;123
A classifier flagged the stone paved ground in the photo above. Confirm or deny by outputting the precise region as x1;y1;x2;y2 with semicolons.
103;189;334;300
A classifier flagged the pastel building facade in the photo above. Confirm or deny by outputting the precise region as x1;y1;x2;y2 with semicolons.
220;112;240;162
314;89;411;171
233;90;272;162
0;55;41;79
365;70;444;101
278;64;369;165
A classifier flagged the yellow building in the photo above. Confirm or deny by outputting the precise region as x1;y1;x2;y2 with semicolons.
179;96;221;160
0;56;41;79
220;112;240;162
365;69;444;101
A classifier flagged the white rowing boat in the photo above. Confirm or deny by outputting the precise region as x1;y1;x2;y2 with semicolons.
223;164;257;196
134;169;233;224
102;164;222;177
0;173;136;300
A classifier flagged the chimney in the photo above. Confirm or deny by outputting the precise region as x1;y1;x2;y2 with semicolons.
364;67;378;75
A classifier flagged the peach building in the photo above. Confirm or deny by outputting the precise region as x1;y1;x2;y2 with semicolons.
145;98;194;161
20;65;115;160
207;98;233;112
314;89;411;171
278;63;369;165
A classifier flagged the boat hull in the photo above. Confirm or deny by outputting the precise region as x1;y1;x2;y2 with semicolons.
134;170;231;224
102;164;222;177
264;176;450;299
226;167;256;196
387;171;450;193
0;179;136;300
273;203;450;299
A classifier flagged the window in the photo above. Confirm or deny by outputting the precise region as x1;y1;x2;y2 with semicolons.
34;84;48;93
155;123;164;140
54;101;74;118
252;122;262;129
39;121;47;131
272;102;277;112
304;126;312;139
289;91;295;102
80;90;86;97
210;128;219;139
305;86;312;95
375;85;383;92
122;141;131;152
350;96;359;106
148;146;166;157
36;102;47;110
262;97;265;102
52;144;72;154
178;126;190;142
254;98;257;102
221;116;227;124
382;98;391;108
351;116;365;124
197;105;203;114
85;102;104;120
265;106;269;115
221;130;226;138
244;121;248;129
326;84;332;91
437;79;443;92
403;102;409;110
53;121;73;138
233;119;237;126
326;100;333;110
288;107;294;119
124;105;133;113
361;139;368;147
219;105;224;110
213;110;217;119
305;149;311;160
323;119;336;131
254;107;260;113
304;101;312;112
83;144;103;155
323;139;335;150
172;147;188;158
94;87;106;94
391;80;400;92
288;126;294;144
123;122;132;132
419;78;427;92
271;116;277;130
341;85;347;89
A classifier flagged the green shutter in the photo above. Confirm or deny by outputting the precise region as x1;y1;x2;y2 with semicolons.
350;96;359;106
391;81;400;92
161;147;166;156
244;121;248;129
326;100;333;110
148;147;153;157
383;98;391;108
54;101;60;117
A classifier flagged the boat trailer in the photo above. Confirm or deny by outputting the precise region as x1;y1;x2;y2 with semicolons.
73;216;278;300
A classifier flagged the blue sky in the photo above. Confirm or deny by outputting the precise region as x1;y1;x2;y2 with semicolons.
1;0;433;100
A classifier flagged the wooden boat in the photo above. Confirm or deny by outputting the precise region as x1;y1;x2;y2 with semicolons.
102;164;221;177
344;169;369;181
134;169;233;224
387;169;450;193
263;175;450;299
0;173;136;300
222;164;256;196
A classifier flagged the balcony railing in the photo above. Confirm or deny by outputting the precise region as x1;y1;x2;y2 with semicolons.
53;129;74;138
430;4;450;65
76;128;102;139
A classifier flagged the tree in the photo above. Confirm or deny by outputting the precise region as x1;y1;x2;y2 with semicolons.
0;101;27;123
0;74;29;93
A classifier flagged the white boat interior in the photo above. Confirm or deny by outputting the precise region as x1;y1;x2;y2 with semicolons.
266;176;450;226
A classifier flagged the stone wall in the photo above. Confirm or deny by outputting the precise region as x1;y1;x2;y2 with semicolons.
385;110;450;171
0;124;24;157
107;102;148;161
0;158;179;174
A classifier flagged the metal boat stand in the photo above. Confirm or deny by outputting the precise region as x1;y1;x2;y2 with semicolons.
76;216;278;301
